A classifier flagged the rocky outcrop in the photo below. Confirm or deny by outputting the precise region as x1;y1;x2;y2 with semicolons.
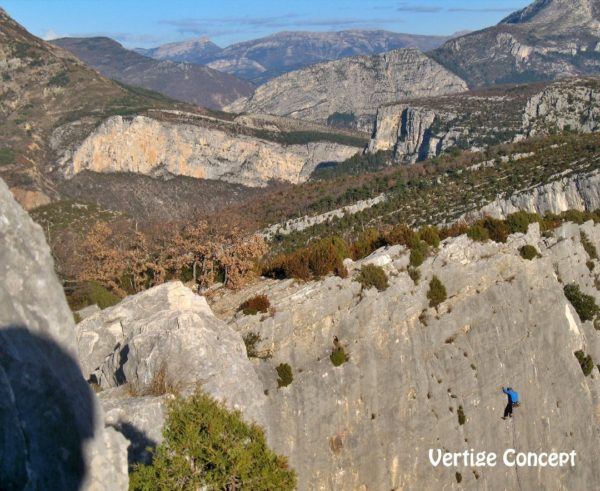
463;169;600;221
209;220;600;490
76;282;267;426
55;115;359;187
0;178;128;490
523;80;600;136
226;48;468;130
368;77;600;163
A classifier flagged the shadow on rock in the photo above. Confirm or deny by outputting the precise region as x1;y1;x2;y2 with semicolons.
109;421;157;468
0;326;96;490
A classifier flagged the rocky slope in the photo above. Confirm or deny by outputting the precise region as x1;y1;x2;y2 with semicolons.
431;0;600;87
74;218;600;490
139;30;455;84
52;113;359;187
368;77;600;163
0;177;129;489
226;48;468;130
52;37;255;109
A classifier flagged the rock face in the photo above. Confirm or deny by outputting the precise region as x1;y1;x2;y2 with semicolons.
368;78;600;163
76;282;267;426
431;0;600;87
0;178;128;490
52;37;255;110
57;115;359;187
226;48;468;131
210;220;600;490
139;30;456;84
463;169;600;221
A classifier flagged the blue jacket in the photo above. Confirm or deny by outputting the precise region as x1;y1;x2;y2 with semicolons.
503;388;519;403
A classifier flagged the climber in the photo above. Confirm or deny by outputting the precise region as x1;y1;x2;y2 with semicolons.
501;386;520;419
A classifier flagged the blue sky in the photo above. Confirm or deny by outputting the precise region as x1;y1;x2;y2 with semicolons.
2;0;531;48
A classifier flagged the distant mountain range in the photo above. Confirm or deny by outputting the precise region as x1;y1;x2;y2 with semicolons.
431;0;600;87
136;30;456;84
52;37;254;109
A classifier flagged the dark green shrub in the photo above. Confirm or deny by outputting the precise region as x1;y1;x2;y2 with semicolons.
455;472;463;483
239;295;270;316
574;350;595;376
356;264;389;291
587;260;596;272
0;148;15;166
427;276;447;308
561;209;588;225
457;405;466;425
385;223;419;248
564;284;599;321
519;245;540;260
409;241;429;267
129;391;296;490
330;347;348;367
67;281;121;311
580;231;598;260
48;70;70;87
467;224;490;242
506;211;541;234
276;363;293;388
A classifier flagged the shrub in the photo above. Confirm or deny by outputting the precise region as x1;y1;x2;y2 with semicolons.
574;350;595;377
457;405;466;425
356;264;389;291
427;276;447;308
385;223;419;248
419;226;441;248
564;284;600;322
0;148;15;166
243;332;271;359
330;347;348;367
409;241;429;267
276;363;293;388
467;224;490;242
519;245;540;260
580;231;598;260
408;267;421;284
480;216;510;243
506;211;541;234
129;391;296;490
561;209;588;225
239;294;270;316
68;281;121;311
455;472;463;484
352;228;384;260
48;70;70;87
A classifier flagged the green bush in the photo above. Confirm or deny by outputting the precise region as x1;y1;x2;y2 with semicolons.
467;224;490;242
239;295;270;316
506;211;541;234
408;267;421;284
356;264;389;291
330;347;348;367
129;391;296;490
0;148;15;166
276;363;293;388
48;70;70;87
427;276;447;308
243;332;271;359
480;216;510;243
352;228;384;260
419;226;441;248
580;231;598;260
67;281;121;311
564;284;600;322
574;350;595;377
519;245;540;260
457;405;466;425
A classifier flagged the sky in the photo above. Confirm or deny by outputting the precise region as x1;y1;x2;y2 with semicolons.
1;0;531;48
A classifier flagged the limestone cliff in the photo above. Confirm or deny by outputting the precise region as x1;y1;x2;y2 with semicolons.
54;115;359;187
210;220;600;490
368;78;600;163
226;48;468;131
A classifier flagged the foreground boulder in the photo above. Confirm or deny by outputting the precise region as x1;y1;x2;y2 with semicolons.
77;281;267;426
0;179;128;490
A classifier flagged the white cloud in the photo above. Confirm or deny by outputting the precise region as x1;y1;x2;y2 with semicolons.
42;29;63;40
